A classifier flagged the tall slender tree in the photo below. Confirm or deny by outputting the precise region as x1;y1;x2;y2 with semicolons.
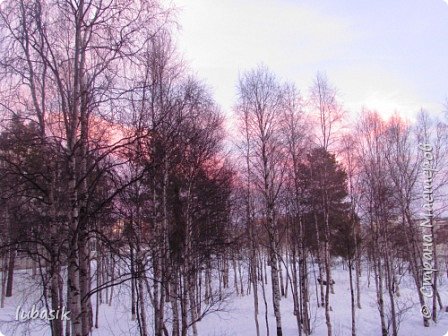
236;65;286;336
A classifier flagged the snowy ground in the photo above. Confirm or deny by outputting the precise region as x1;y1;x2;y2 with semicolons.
1;260;448;336
197;261;448;336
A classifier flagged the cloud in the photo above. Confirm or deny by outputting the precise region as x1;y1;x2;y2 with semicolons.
176;0;358;69
332;64;439;120
174;0;359;112
171;0;446;120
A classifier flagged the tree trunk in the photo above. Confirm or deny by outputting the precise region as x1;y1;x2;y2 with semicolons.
67;159;83;336
269;236;283;336
1;253;7;308
260;255;270;336
300;248;310;335
355;248;362;309
137;260;148;336
171;272;180;336
324;240;332;336
290;243;302;336
383;239;398;336
51;264;63;336
373;246;387;336
5;244;16;297
79;231;92;336
349;258;356;336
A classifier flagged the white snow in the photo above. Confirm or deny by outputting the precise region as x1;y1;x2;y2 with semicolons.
1;261;447;336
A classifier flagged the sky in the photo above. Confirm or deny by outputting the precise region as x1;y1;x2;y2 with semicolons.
171;0;448;122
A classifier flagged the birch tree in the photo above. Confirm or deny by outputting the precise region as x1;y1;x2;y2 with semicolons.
0;1;170;335
308;73;344;336
236;65;286;336
355;110;400;336
282;84;312;335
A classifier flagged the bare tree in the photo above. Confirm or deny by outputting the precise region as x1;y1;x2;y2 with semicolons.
309;73;344;152
236;65;286;336
0;1;171;335
282;84;312;335
308;72;344;336
355;110;400;336
415;111;448;322
340;133;362;336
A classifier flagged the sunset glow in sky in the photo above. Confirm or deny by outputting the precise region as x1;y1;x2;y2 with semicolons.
172;0;448;121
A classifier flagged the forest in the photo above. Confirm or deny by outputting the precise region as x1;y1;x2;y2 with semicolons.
0;1;447;336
